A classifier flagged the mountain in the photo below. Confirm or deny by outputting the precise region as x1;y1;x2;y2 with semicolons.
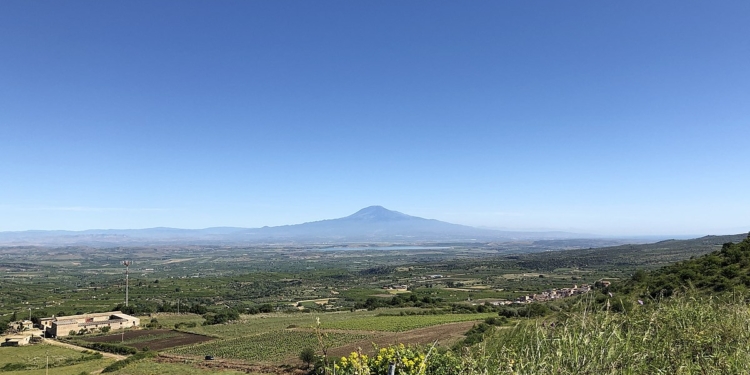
238;206;510;241
0;205;585;246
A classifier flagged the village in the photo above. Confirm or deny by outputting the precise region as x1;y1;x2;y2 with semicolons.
509;283;596;304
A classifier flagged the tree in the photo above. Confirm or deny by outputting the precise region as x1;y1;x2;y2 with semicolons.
299;347;316;369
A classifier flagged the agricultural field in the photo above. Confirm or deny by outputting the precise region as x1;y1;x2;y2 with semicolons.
320;312;499;332
82;329;213;350
0;343;114;375
1;235;743;374
168;330;372;362
107;360;249;375
3;235;739;323
161;309;497;364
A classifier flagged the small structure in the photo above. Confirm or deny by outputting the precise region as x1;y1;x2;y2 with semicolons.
41;311;140;338
8;320;34;332
1;335;31;347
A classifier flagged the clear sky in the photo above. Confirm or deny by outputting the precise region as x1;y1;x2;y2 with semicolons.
1;1;748;236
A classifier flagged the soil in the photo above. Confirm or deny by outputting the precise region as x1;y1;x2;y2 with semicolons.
325;321;476;357
155;322;477;373
157;353;304;375
83;329;214;350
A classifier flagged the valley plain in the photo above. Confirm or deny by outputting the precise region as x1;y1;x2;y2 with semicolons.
1;231;746;374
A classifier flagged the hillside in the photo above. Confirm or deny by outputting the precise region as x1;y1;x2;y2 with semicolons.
510;233;749;271
613;233;750;297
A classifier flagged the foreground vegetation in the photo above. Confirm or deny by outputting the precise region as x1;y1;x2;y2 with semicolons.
327;293;750;374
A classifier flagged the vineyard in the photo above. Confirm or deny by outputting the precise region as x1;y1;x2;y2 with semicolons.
178;312;362;338
320;312;498;332
167;331;372;362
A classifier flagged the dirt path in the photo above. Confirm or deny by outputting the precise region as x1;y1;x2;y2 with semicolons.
44;338;128;360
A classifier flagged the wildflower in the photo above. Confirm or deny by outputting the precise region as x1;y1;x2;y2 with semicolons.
638;300;644;305
608;292;613;298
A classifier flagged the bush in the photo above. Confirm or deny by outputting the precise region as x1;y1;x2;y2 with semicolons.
64;339;138;355
299;347;316;368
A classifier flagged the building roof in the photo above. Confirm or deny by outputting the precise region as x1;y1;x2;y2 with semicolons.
43;311;139;323
79;318;127;327
50;311;124;321
53;319;78;325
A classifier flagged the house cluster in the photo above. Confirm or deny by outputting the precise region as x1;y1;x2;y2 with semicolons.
2;311;139;345
382;284;409;291
39;311;140;338
11;311;141;337
514;284;592;304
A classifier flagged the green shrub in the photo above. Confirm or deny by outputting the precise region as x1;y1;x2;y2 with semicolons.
64;339;138;355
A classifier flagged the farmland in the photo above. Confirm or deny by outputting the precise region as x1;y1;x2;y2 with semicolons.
168;331;372;362
1;235;741;322
159;310;496;362
0;234;744;374
0;343;115;375
81;329;214;350
320;312;498;332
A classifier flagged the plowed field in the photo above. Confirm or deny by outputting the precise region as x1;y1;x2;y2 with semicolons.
83;329;213;350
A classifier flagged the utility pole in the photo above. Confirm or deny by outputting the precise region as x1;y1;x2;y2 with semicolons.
28;307;32;321
177;299;180;315
122;261;132;307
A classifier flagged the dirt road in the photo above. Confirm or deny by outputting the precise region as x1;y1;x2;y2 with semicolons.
43;338;128;360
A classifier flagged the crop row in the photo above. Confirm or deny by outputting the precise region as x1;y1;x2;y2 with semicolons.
167;331;371;361
320;312;498;332
183;311;380;338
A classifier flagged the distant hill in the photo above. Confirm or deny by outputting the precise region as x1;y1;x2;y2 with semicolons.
511;233;750;270
0;206;586;247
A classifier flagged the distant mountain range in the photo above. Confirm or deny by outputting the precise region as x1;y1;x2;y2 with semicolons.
0;205;591;247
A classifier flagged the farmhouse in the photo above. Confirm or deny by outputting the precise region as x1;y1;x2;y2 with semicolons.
41;311;140;337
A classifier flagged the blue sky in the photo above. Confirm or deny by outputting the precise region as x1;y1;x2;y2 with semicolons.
1;1;748;236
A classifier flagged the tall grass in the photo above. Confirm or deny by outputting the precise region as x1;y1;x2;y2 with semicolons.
478;294;750;374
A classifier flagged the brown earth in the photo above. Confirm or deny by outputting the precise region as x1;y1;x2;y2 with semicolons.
157;353;303;375
156;321;477;374
83;329;213;350
281;320;478;366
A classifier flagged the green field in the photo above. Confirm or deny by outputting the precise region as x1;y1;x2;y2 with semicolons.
108;360;248;375
321;312;498;332
0;344;114;375
167;330;372;362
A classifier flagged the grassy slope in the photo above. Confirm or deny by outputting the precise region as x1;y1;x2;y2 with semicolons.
0;344;114;375
108;360;248;375
478;294;750;374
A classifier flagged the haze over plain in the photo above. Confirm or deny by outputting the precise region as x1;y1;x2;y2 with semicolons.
1;1;748;236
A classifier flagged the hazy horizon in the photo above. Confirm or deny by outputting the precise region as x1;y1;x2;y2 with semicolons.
2;2;749;236
0;205;744;239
